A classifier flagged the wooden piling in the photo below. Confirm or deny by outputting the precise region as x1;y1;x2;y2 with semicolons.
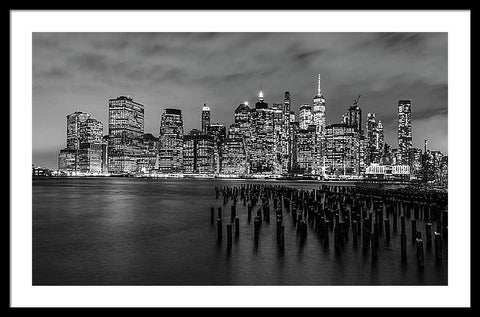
217;218;222;241
235;217;239;237
227;224;232;246
401;233;407;260
434;232;442;262
254;217;260;244
411;219;417;243
416;238;424;268
425;222;432;249
279;225;285;249
385;218;390;246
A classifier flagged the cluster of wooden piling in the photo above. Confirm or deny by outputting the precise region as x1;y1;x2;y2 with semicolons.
211;184;447;267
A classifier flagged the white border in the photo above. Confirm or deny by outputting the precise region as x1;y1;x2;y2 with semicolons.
11;10;470;307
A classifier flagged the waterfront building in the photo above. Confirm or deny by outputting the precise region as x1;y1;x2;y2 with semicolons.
424;150;444;183
32;165;53;177
365;113;384;165
289;121;300;174
299;104;313;130
324;123;359;176
59;112;107;174
137;133;159;173
183;129;215;174
58;148;77;172
107;95;145;174
398;99;413;165
221;137;248;175
365;164;410;179
408;147;423;179
294;125;317;174
439;156;448;186
201;104;211;134
78;142;104;174
158;108;184;173
207;123;226;174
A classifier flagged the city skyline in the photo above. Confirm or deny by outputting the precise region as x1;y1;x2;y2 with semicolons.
33;32;448;169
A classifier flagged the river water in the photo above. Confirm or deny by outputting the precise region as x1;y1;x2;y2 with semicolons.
32;178;447;285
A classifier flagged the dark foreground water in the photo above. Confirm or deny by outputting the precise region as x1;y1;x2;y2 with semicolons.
33;178;447;285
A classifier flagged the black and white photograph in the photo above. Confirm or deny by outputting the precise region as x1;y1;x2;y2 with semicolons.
10;10;471;307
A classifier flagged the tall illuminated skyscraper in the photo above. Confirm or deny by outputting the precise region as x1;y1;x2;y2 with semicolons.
158;108;184;173
250;91;275;173
312;74;326;136
66;111;91;150
107;95;145;174
201;104;211;134
398;99;412;165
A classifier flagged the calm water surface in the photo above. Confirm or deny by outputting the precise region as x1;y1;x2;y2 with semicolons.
33;178;447;285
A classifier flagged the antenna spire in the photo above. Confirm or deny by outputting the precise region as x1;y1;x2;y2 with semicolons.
317;73;321;95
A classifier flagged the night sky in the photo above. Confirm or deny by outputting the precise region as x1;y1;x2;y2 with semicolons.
33;32;447;169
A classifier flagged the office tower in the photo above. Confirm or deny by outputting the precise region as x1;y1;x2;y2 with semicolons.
324;123;359;176
221;137;248;175
299;104;312;130
289;121;300;173
207;123;226;173
295;125;317;174
107;95;145;174
59;112;106;174
425;150;444;183
272;102;285;173
58;148;77;172
201;104;211;134
312;74;327;174
365;113;377;165
183;129;215;174
408;148;423;179
250;91;275;173
137;133;159;173
158;108;184;173
365;113;385;166
282;92;292;172
439;156;448;186
66;111;91;150
398;99;412;165
343;96;363;134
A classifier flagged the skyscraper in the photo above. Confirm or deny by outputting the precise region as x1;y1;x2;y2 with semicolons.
398;99;412;165
250;91;275;173
59;112;106;174
158;108;184;173
183;129;215;174
201;104;211;134
107;95;145;174
324;123;359;176
66;111;91;150
207;123;226;173
312;74;326;136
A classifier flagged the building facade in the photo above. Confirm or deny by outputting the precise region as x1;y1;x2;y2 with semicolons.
107;95;145;174
158;108;184;173
398;99;412;165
